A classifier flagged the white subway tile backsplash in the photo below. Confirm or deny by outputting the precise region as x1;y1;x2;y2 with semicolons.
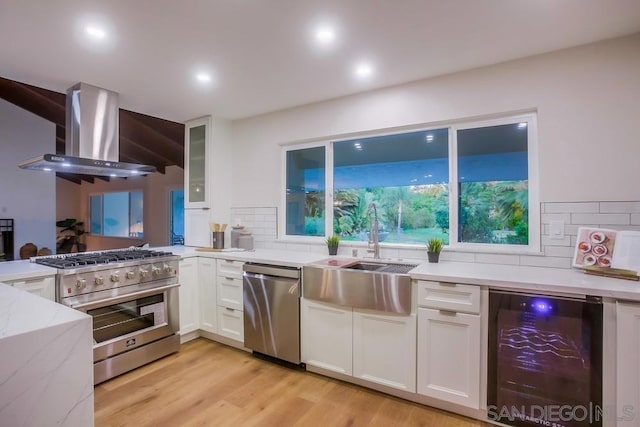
564;224;599;236
540;213;571;224
599;202;640;213
544;202;599;214
541;235;572;247
571;213;630;225
230;202;640;270
519;256;571;269
440;251;476;263
544;245;576;258
474;253;520;265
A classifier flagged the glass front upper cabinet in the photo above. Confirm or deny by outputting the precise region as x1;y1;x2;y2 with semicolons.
184;116;210;208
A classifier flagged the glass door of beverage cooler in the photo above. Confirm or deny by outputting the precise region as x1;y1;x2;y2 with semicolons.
488;291;603;427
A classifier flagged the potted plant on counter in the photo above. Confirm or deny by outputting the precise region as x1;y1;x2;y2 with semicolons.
326;234;340;255
427;237;444;263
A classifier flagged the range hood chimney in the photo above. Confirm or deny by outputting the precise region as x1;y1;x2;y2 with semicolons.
18;83;157;177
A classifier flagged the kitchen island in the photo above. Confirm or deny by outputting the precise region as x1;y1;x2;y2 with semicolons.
0;282;94;427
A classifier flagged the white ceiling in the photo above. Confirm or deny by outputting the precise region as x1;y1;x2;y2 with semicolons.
1;0;639;123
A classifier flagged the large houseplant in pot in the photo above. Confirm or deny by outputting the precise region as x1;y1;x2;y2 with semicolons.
56;218;87;253
326;234;340;255
427;238;443;263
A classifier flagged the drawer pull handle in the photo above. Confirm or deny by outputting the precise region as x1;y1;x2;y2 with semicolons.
439;309;457;316
225;307;234;312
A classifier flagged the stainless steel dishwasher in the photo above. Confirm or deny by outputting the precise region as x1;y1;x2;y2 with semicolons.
243;263;301;364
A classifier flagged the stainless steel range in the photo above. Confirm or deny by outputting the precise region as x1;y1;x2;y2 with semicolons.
33;248;181;384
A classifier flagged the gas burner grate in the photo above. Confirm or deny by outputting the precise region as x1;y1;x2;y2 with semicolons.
32;249;176;269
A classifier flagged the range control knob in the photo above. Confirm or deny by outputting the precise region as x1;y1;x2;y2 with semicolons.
162;263;172;274
110;273;120;283
152;266;161;277
140;269;149;279
76;279;87;289
95;276;104;286
126;271;136;280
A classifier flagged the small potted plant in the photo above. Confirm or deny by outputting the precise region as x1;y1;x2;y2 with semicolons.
427;237;444;263
326;234;340;255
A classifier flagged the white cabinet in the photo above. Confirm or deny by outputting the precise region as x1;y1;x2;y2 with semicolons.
417;308;481;408
353;309;416;392
616;301;640;426
301;298;353;375
198;258;217;334
184;209;211;247
215;259;244;342
5;275;55;301
184;116;212;246
416;280;482;409
217;307;244;341
184;116;211;209
178;257;200;336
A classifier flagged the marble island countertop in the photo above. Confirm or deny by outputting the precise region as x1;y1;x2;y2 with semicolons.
0;259;57;282
0;283;94;426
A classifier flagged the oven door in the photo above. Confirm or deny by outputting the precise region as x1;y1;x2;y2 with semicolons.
70;283;180;363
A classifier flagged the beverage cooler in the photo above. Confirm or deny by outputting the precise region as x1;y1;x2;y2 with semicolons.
488;291;603;427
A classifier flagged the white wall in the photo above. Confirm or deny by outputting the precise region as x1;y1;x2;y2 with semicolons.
230;33;640;207
76;165;184;251
0;99;56;257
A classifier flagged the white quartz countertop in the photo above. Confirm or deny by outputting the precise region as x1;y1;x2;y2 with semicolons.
0;282;89;338
410;260;640;301
157;246;327;268
0;259;57;282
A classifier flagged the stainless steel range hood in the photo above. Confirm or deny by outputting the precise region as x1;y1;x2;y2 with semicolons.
18;83;157;177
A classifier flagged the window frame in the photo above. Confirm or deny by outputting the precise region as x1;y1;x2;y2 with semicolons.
280;112;540;254
89;189;145;239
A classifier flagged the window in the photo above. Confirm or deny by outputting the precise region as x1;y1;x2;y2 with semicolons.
333;128;449;245
285;146;325;236
283;113;538;252
90;191;144;238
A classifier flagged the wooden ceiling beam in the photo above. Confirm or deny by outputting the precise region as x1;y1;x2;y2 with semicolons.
120;111;184;168
119;135;167;174
0;77;65;126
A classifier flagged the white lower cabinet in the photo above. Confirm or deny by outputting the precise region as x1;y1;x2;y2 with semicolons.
217;307;244;341
6;276;55;301
353;309;416;392
417;307;481;409
616;301;640;426
215;259;244;343
198;258;217;334
301;299;352;375
178;257;200;336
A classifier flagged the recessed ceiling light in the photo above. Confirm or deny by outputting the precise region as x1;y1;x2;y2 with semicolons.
315;26;335;45
196;73;212;83
85;25;107;40
354;62;373;79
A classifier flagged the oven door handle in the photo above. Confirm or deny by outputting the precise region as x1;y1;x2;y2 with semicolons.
70;283;180;311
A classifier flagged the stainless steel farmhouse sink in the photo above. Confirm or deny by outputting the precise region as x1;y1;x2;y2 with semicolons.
302;259;418;315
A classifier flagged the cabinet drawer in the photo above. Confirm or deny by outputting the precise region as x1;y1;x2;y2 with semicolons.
216;259;244;279
217;276;243;310
217;307;244;342
417;281;480;314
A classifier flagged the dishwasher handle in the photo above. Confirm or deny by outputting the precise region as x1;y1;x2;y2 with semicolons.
243;263;300;280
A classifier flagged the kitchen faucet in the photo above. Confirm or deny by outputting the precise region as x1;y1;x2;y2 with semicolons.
366;203;380;259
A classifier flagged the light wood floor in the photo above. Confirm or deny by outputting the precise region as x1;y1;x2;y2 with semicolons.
95;338;491;427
